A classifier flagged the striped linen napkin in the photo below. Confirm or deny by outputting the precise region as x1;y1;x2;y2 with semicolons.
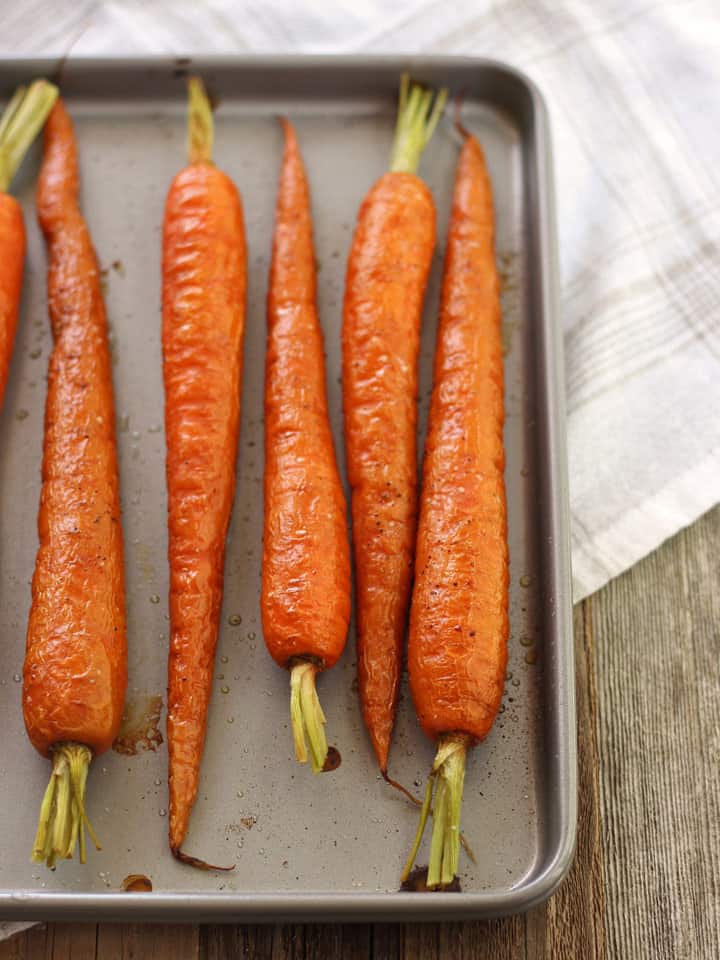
1;0;718;939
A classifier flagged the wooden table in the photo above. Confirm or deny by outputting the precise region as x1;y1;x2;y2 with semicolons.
2;506;717;959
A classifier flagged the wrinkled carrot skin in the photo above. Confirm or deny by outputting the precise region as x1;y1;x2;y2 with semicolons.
408;135;508;743
342;172;435;771
163;161;246;853
0;195;24;413
23;100;127;757
262;120;350;670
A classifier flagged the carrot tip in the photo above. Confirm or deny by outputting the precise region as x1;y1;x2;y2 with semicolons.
453;92;471;141
290;659;328;774
400;734;469;889
382;770;422;806
171;846;235;872
31;742;99;869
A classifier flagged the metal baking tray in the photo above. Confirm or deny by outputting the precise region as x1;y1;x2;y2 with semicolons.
0;55;575;922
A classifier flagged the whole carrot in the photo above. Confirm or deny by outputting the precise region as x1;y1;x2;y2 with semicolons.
163;77;246;866
23;98;126;868
402;127;509;889
262;119;351;773
342;76;446;773
0;80;58;413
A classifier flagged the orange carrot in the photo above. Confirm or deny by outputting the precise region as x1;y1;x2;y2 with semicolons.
342;76;446;773
0;80;58;413
261;119;351;773
402;127;509;888
163;77;246;866
24;97;126;869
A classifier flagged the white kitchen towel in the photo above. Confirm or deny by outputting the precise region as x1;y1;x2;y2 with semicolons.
3;0;719;604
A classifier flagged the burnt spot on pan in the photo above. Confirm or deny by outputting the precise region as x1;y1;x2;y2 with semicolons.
400;866;462;893
321;746;342;772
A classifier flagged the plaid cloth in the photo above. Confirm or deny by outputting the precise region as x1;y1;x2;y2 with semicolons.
5;0;719;600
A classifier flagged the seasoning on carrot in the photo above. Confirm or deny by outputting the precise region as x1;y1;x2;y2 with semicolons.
401;123;509;889
261;118;351;773
0;80;58;414
163;77;246;867
23;97;126;868
342;75;446;774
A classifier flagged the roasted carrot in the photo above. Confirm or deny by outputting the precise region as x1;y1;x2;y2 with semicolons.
261;119;351;773
23;98;126;868
342;76;446;773
0;80;58;414
163;77;246;865
402;126;508;889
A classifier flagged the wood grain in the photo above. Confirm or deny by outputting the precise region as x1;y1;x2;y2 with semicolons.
595;506;720;960
2;506;717;959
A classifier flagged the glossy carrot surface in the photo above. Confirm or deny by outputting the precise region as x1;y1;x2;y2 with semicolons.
262;119;351;773
403;129;508;889
343;172;434;771
409;133;508;743
24;99;127;759
0;196;24;413
23;99;125;868
163;79;246;860
342;77;445;772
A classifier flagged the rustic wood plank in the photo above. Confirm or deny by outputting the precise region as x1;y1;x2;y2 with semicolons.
370;925;401;960
95;923;200;959
43;925;96;960
595;506;720;960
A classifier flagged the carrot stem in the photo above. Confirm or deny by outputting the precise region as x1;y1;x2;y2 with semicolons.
289;660;328;773
32;742;99;868
389;73;447;175
187;75;213;165
400;772;434;883
0;79;58;193
400;734;468;888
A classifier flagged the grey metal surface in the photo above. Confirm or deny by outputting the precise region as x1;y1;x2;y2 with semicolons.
0;56;574;922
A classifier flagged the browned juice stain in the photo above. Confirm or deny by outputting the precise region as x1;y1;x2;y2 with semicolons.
321;745;341;772
400;866;462;893
113;694;164;755
122;873;153;892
